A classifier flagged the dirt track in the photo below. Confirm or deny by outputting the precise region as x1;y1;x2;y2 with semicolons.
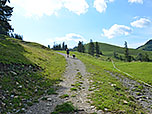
25;53;100;114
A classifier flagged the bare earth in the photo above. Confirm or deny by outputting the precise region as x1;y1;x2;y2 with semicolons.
25;53;101;114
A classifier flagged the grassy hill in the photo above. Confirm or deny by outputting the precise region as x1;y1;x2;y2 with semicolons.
137;39;152;51
84;42;152;59
0;35;66;113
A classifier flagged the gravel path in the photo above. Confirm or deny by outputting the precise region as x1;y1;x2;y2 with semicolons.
25;53;100;114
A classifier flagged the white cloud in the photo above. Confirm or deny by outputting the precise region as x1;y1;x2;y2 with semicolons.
11;0;89;17
131;18;151;28
93;0;114;13
55;33;86;42
49;33;86;43
128;0;143;4
63;0;89;15
102;24;132;38
48;33;87;48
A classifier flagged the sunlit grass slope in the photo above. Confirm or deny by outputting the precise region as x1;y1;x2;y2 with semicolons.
84;42;152;59
0;35;66;113
115;62;152;85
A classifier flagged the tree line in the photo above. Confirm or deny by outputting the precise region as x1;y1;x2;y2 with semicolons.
114;41;150;62
51;42;68;50
77;40;150;62
76;39;102;57
0;0;23;40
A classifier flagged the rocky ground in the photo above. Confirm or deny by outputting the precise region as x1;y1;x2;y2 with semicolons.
106;70;152;113
25;53;101;114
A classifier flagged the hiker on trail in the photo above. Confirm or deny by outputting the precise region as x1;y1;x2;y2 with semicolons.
66;48;70;58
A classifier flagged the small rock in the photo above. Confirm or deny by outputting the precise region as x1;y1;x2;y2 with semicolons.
104;108;108;111
47;103;52;106
19;103;22;106
91;106;95;109
11;95;14;98
47;98;52;101
10;71;17;75
78;108;85;111
2;102;6;106
13;109;16;112
77;100;80;103
22;108;25;111
111;84;116;87
123;100;128;104
16;82;19;85
97;110;103;113
14;96;18;98
19;85;22;88
35;89;38;92
16;109;20;113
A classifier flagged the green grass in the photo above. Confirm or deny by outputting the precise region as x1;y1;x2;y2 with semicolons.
47;88;58;95
70;87;77;91
68;51;147;113
0;35;66;113
83;42;152;59
51;102;77;114
59;94;69;99
114;61;152;85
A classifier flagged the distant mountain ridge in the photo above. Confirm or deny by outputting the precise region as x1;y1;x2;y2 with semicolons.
137;39;152;51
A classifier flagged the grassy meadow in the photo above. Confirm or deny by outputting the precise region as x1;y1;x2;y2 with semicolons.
83;42;152;59
114;62;152;85
0;35;66;113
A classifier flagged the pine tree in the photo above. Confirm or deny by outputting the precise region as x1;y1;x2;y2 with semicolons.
88;39;94;56
62;42;65;50
124;41;130;62
144;53;150;62
78;41;81;52
77;41;85;53
82;41;85;53
113;52;118;59
95;42;100;57
58;44;61;50
65;44;67;49
48;45;50;48
0;0;13;35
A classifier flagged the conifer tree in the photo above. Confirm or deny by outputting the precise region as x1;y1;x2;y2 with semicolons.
0;0;13;35
62;42;65;50
88;39;94;56
82;42;85;53
48;45;50;48
78;41;85;53
95;42;100;57
124;41;130;62
65;44;67;49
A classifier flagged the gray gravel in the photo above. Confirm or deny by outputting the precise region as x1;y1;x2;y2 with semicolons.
25;53;101;114
106;70;152;113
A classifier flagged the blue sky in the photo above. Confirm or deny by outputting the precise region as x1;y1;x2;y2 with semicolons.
10;0;152;48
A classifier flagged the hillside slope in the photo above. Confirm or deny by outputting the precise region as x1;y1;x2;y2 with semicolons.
0;35;66;113
137;39;152;51
84;42;152;58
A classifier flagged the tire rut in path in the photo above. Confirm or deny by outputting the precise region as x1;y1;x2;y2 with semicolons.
25;53;100;114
